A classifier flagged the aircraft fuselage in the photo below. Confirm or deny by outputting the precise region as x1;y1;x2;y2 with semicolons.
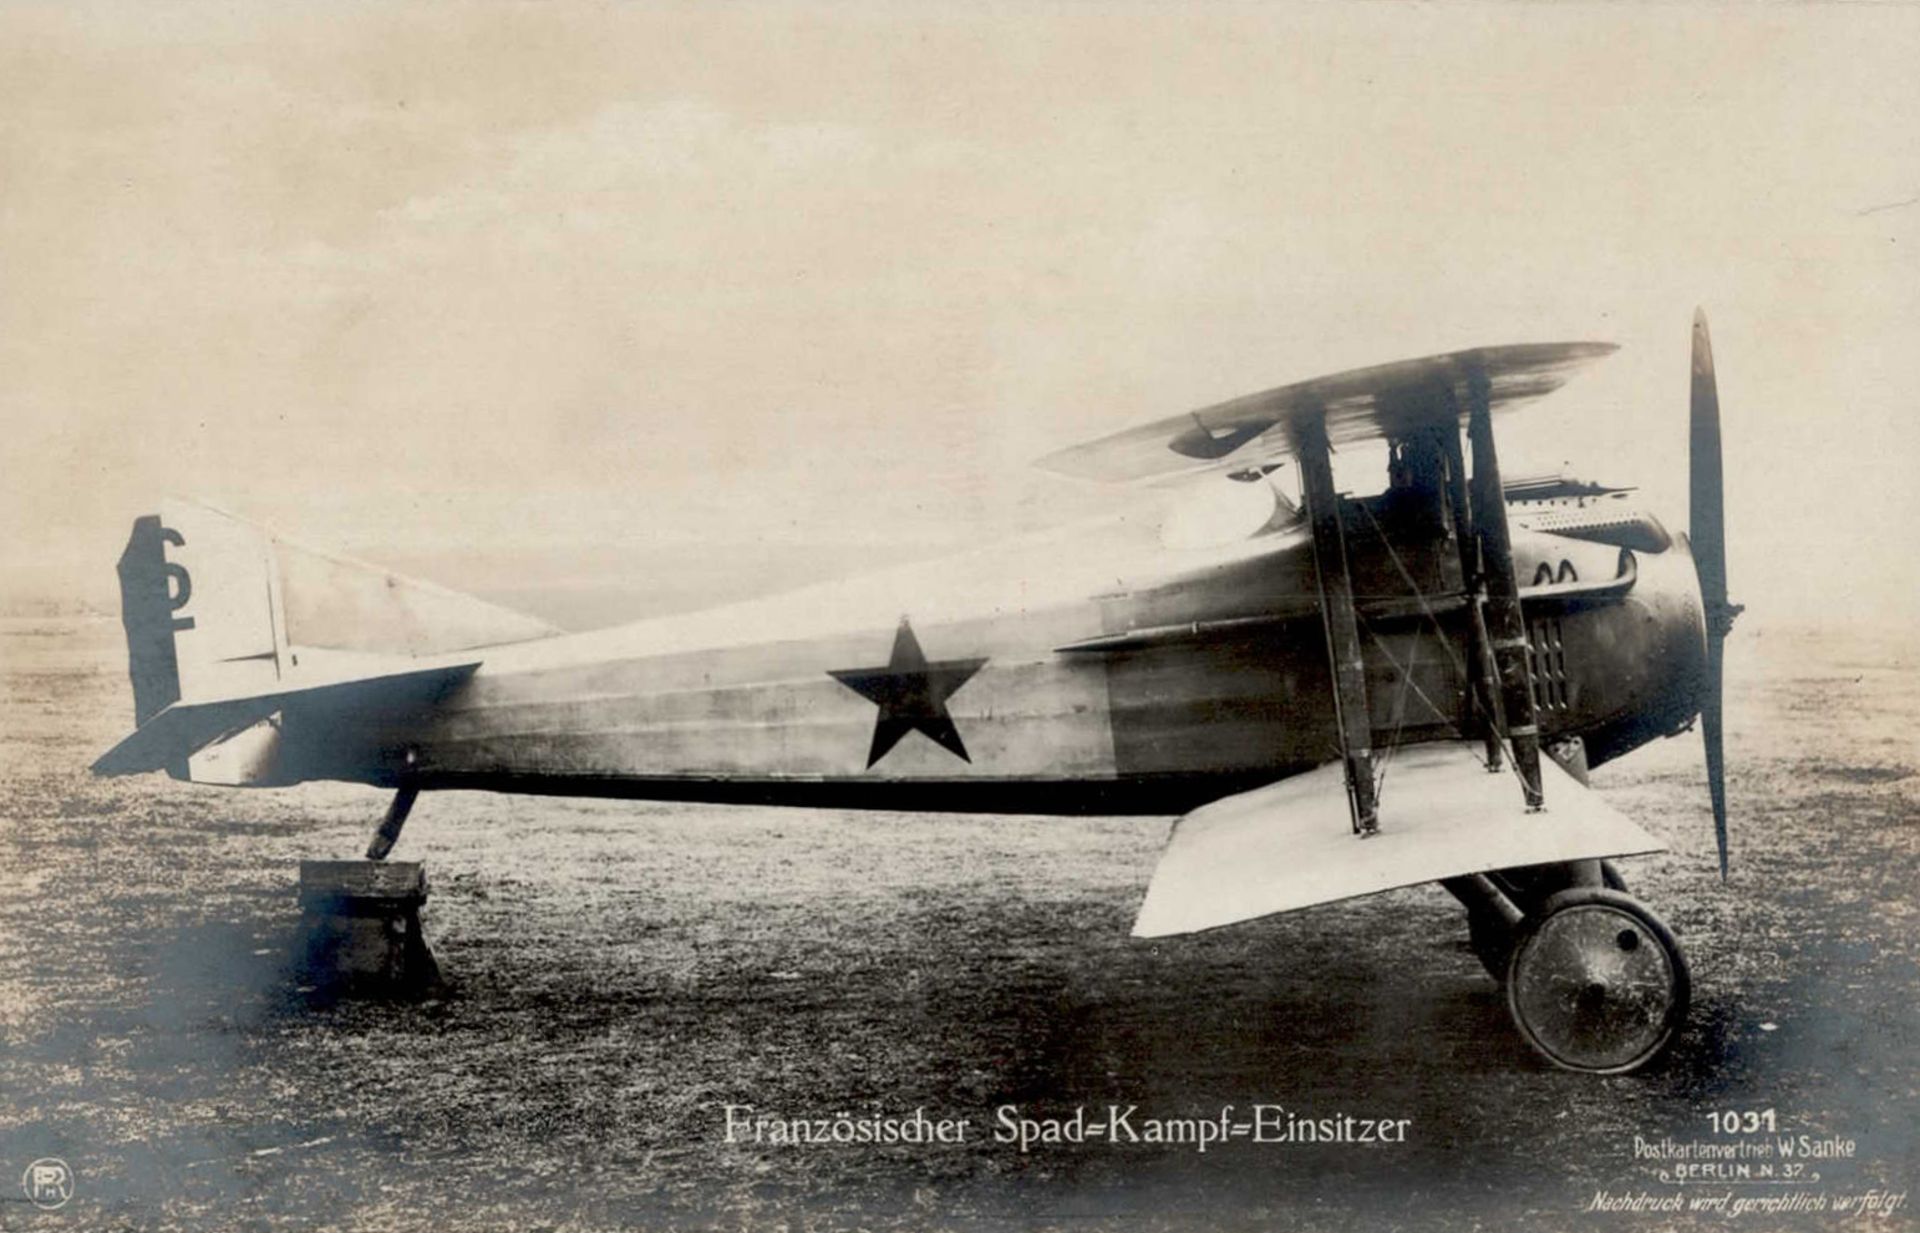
275;491;1706;814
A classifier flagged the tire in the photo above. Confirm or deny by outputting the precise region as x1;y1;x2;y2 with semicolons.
1505;887;1689;1074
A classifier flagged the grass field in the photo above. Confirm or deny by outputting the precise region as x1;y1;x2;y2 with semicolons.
1;616;1914;1231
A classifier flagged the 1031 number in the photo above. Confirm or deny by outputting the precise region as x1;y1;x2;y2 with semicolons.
1708;1109;1778;1134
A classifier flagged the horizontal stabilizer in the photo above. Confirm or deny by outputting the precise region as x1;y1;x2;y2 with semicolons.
1132;741;1664;938
91;661;478;778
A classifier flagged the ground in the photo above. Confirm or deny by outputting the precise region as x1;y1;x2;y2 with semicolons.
0;617;1914;1232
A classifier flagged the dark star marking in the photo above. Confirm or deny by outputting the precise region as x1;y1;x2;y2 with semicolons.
830;618;988;769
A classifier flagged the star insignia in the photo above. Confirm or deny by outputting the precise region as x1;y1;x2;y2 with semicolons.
829;618;988;768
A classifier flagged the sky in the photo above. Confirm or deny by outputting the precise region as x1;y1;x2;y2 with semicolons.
2;1;1916;630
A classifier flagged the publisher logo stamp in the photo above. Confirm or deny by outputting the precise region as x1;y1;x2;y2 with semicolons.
1584;1110;1909;1220
21;1158;73;1211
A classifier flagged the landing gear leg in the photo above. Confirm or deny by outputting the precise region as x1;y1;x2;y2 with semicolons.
365;785;419;861
1448;861;1600;979
1443;874;1524;980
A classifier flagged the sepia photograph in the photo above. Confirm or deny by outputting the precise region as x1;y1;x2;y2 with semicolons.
2;2;1915;1229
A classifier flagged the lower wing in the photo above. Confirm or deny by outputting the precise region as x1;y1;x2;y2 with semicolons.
1133;740;1665;937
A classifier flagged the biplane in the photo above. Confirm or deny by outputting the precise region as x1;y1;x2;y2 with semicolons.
93;311;1741;1074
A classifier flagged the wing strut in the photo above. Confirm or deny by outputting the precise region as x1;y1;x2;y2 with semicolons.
1295;415;1379;835
1436;427;1507;771
1464;368;1546;808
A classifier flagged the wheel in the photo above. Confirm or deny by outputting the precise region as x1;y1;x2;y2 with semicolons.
1505;888;1689;1074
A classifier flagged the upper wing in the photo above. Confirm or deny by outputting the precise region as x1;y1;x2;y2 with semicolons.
1132;740;1664;938
1038;342;1618;484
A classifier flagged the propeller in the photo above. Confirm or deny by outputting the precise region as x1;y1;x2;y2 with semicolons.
1689;308;1743;879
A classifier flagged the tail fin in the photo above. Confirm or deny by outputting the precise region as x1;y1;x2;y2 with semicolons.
110;498;559;779
115;500;290;722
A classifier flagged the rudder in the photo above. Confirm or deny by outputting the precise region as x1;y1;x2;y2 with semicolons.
115;515;191;729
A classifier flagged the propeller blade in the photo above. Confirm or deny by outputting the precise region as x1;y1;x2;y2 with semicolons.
1690;307;1738;880
1704;635;1729;879
1689;309;1728;616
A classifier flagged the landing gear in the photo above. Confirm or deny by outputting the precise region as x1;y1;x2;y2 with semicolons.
1454;861;1617;981
1505;888;1689;1074
1449;869;1687;1073
1466;860;1620;975
1466;904;1515;981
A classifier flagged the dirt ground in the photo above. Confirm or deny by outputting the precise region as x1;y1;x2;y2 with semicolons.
1;616;1913;1232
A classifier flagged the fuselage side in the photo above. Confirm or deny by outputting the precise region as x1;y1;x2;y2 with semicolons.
277;489;1706;814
